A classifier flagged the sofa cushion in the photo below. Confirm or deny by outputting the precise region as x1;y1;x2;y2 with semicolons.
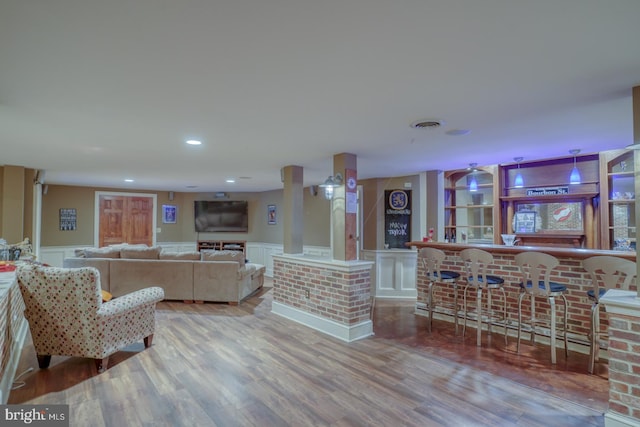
120;246;161;259
159;251;201;260
201;250;245;266
85;247;121;258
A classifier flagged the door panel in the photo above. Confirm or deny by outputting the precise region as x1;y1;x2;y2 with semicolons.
99;195;154;247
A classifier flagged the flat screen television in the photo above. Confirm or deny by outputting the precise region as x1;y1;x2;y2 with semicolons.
194;200;249;232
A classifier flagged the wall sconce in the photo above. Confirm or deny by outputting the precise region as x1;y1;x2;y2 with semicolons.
569;149;581;185
467;163;478;192
514;157;524;188
319;173;343;200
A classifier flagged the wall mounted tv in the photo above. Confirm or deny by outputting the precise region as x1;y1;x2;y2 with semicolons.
194;200;249;232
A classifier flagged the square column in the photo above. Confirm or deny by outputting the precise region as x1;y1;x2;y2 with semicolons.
282;165;304;255
331;153;358;261
600;290;640;427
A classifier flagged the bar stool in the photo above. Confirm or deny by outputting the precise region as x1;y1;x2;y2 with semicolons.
514;251;568;364
459;248;508;346
582;256;636;374
418;247;461;333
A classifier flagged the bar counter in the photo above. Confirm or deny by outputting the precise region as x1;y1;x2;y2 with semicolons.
405;241;637;344
406;241;636;261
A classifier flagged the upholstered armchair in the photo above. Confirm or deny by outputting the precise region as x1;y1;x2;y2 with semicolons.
16;264;164;373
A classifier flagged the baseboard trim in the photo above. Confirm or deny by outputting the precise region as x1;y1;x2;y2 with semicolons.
271;301;373;342
605;411;638;427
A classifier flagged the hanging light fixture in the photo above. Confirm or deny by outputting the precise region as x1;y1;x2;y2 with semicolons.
569;149;581;185
514;157;524;188
318;173;343;200
468;163;478;192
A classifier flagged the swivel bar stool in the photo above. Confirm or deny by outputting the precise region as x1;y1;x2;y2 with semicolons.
459;248;508;346
515;251;568;364
582;256;636;374
418;247;461;333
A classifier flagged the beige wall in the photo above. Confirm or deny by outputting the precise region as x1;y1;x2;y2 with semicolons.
0;166;35;244
39;184;331;247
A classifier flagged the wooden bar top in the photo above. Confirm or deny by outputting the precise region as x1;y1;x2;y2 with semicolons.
405;240;637;261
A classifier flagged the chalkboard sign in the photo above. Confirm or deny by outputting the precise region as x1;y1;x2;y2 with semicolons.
384;190;412;249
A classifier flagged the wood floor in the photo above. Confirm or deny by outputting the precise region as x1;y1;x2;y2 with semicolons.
8;282;609;427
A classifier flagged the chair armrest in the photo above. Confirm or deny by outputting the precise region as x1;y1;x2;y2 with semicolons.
98;286;164;317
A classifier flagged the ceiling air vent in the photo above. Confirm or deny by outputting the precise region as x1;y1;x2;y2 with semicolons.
411;119;444;129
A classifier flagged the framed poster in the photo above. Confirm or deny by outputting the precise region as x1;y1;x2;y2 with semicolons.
162;204;177;224
59;208;77;231
514;211;536;233
268;204;277;225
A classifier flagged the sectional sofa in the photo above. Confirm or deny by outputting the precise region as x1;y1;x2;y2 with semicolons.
63;245;265;304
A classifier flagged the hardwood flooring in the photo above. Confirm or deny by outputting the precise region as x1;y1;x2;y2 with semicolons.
8;281;609;426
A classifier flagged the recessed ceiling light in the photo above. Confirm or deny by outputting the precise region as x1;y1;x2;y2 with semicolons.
446;129;471;136
124;179;134;183
225;178;236;183
185;140;202;145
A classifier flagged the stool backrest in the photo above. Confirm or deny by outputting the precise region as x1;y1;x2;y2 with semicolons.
459;248;493;287
514;252;560;297
419;247;447;281
582;256;636;302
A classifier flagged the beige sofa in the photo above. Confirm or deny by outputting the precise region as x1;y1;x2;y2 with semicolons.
63;245;265;304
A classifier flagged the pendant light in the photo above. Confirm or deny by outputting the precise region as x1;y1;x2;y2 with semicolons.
514;157;524;188
569;149;581;185
468;163;478;192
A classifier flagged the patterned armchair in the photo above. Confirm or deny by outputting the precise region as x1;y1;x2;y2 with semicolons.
17;264;164;373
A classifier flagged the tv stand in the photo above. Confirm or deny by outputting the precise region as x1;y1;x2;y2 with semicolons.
197;240;246;257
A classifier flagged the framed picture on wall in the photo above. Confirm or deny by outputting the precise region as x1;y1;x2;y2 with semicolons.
268;204;276;225
162;204;177;224
59;208;77;231
514;211;536;233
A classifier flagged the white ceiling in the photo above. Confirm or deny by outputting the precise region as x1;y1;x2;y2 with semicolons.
2;0;640;193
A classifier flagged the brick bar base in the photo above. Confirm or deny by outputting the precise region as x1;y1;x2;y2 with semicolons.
272;254;374;342
600;289;640;427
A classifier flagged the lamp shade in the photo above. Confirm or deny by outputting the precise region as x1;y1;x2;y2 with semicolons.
469;175;478;192
569;166;581;185
514;172;524;188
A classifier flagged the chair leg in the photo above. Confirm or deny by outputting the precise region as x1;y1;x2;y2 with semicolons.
500;287;508;345
517;292;525;354
462;284;470;338
95;357;109;373
144;334;154;348
36;355;52;369
529;295;536;345
561;294;569;359
453;282;459;335
427;281;434;332
549;296;557;364
589;302;598;374
476;287;482;346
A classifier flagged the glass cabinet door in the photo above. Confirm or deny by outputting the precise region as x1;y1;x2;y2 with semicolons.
607;151;636;250
445;169;495;244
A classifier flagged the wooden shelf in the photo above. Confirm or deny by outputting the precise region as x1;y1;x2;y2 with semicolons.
197;240;246;256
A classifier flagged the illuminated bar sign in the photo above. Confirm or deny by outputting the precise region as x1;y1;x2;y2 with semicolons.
526;186;569;196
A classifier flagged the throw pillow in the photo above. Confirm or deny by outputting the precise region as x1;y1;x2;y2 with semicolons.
159;251;201;260
201;250;245;266
120;246;161;259
101;290;113;302
85;247;121;258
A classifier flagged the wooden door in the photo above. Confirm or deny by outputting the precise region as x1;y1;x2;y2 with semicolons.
98;195;154;247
